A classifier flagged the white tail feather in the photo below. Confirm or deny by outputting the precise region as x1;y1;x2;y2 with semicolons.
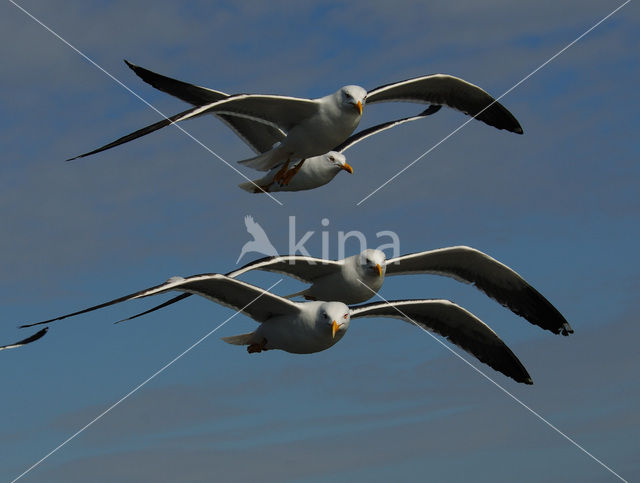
221;332;256;346
238;147;286;171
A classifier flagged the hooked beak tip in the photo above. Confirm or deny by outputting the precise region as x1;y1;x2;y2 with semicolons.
332;320;339;338
356;100;363;115
376;264;382;277
342;163;354;174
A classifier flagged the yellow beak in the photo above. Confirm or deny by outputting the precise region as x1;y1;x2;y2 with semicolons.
342;163;354;174
332;320;339;338
376;264;382;276
355;100;363;115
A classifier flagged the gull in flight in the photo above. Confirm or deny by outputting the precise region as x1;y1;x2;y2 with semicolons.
68;61;523;184
122;247;573;336
19;275;533;384
239;105;441;192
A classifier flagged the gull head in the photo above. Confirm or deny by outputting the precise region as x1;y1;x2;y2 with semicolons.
339;85;366;115
358;249;386;278
323;151;353;174
317;301;351;340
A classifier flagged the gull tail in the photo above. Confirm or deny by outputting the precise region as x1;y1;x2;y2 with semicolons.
238;147;286;171
238;176;271;193
221;332;256;346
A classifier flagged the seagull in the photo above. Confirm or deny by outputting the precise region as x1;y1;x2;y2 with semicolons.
19;274;532;384
239;106;441;193
68;60;523;184
236;215;279;263
123;247;573;336
0;327;48;351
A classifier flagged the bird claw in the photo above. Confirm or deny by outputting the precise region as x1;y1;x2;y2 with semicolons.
247;338;268;353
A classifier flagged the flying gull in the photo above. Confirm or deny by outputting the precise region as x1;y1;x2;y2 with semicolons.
122;247;573;336
68;61;523;184
239;105;441;192
19;275;532;384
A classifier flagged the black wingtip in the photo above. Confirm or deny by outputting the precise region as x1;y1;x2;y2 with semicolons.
514;125;524;135
525;377;534;385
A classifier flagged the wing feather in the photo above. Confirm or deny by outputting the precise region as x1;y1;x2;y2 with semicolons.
366;74;523;134
0;328;48;351
386;247;572;336
20;274;298;328
350;299;532;384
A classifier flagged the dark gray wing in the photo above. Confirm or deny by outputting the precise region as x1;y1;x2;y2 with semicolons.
119;255;344;323
115;293;191;324
227;255;344;282
125;60;285;154
333;105;442;153
67;107;195;160
366;74;523;134
0;328;48;351
69;93;317;160
124;60;229;105
20;274;298;328
350;299;532;384
386;247;572;336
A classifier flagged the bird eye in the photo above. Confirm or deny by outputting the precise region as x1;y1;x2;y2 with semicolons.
343;313;348;319
329;156;335;161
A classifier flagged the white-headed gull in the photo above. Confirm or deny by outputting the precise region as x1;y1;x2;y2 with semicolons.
19;275;532;384
124;247;572;336
68;60;523;183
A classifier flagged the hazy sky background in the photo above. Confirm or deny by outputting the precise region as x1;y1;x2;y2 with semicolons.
1;1;638;481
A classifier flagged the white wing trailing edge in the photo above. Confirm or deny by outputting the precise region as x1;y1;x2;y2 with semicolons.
366;74;523;134
386;247;573;336
20;275;298;328
350;299;532;384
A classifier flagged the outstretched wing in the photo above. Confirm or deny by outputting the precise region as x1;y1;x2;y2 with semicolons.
118;255;344;323
125;60;285;154
0;328;48;351
228;255;344;282
67;107;196;160
386;247;572;336
350;299;532;384
20;275;299;328
69;93;317;160
366;74;522;134
333;105;442;154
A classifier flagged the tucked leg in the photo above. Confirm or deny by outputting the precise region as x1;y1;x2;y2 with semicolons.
272;160;291;184
247;338;268;353
281;158;307;185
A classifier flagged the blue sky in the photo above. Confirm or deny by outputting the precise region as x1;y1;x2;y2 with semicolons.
1;1;638;481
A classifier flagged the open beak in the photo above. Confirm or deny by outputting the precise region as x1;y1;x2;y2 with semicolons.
342;163;354;174
332;320;339;338
376;264;382;276
355;100;363;115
